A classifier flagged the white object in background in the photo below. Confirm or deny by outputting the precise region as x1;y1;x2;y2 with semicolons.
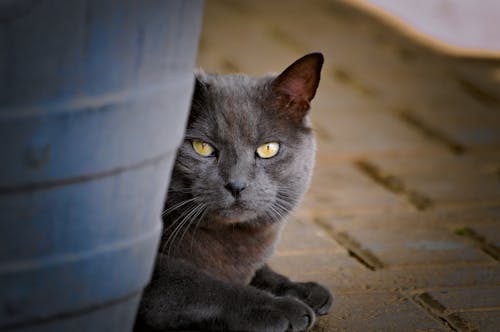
351;0;500;57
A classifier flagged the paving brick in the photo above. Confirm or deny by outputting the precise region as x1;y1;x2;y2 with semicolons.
322;205;500;229
455;310;500;332
312;105;449;158
270;249;500;293
277;218;342;255
368;153;500;176
317;216;493;267
362;155;500;207
417;287;500;332
425;114;500;149
269;252;359;280
393;172;500;207
311;292;447;332
397;92;500;151
468;223;500;247
426;286;500;311
304;162;410;215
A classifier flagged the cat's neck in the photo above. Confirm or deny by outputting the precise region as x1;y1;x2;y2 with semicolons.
166;219;284;285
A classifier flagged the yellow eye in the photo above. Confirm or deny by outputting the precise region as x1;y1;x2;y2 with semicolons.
192;140;215;157
256;142;280;159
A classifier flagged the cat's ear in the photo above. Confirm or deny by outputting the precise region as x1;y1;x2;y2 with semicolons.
189;71;209;121
271;52;323;121
193;69;207;94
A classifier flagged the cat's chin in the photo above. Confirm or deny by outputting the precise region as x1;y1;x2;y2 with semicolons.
211;205;259;225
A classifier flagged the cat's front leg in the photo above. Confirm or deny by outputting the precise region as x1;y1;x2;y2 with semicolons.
250;265;333;316
136;256;315;332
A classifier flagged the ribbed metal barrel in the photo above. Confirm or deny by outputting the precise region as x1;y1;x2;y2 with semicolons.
0;1;203;331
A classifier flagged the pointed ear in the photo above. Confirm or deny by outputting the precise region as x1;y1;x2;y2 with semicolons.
271;52;323;121
189;72;209;121
193;70;208;95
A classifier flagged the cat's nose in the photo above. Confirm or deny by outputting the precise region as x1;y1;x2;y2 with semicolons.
225;181;247;198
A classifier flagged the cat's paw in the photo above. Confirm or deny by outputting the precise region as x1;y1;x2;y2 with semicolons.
233;296;315;332
281;282;333;316
273;296;315;332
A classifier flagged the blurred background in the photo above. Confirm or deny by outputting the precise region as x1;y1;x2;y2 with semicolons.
197;0;500;330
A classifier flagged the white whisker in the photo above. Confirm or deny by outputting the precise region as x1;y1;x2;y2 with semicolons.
162;197;197;217
164;202;205;257
160;201;198;254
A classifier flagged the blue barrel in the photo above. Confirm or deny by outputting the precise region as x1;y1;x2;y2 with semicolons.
0;1;203;331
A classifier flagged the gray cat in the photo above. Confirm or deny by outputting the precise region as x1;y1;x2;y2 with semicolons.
135;53;333;332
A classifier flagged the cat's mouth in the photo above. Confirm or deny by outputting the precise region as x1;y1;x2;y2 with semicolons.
212;202;258;224
230;199;245;209
226;202;252;214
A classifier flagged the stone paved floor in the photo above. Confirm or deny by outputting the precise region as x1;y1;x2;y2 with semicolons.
196;1;500;331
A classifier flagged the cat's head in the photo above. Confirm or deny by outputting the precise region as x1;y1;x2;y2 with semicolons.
167;53;323;227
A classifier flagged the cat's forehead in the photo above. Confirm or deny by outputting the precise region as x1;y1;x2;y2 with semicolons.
194;73;279;144
204;73;269;102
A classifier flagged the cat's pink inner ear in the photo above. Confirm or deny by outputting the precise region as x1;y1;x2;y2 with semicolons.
271;53;324;120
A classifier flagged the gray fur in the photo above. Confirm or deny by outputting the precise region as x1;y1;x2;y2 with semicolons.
135;53;332;332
